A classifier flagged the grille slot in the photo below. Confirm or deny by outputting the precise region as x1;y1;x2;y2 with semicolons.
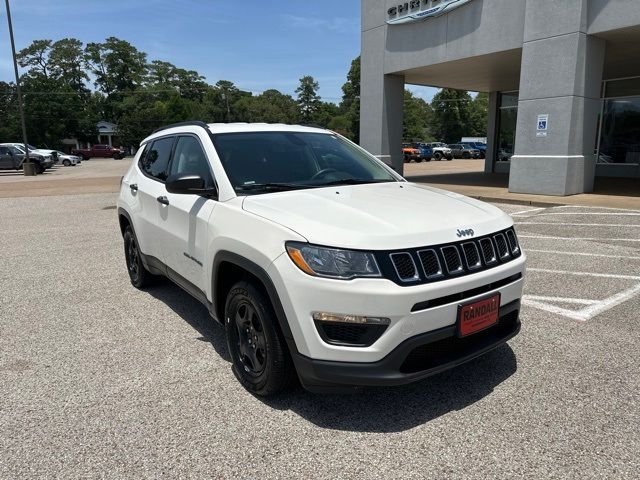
390;252;419;282
479;238;497;265
418;249;443;279
494;234;510;260
461;242;482;270
441;246;464;275
506;229;520;254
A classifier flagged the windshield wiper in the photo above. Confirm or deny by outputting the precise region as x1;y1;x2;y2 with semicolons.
311;178;395;187
235;182;313;193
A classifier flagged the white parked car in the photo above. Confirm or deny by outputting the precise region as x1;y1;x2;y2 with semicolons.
56;151;81;166
117;122;525;395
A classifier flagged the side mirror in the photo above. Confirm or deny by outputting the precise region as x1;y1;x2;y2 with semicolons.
165;173;217;198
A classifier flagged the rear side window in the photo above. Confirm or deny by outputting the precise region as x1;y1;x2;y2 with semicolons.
0;147;8;154
140;137;174;181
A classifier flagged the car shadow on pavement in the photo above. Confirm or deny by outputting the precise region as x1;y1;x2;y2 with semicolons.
145;280;517;433
262;345;517;433
147;281;230;362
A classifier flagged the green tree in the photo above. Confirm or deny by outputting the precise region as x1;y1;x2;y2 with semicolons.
296;75;321;124
85;37;147;96
49;38;89;93
17;40;53;78
235;89;299;124
430;88;474;143
468;92;489;136
403;90;433;141
339;56;360;141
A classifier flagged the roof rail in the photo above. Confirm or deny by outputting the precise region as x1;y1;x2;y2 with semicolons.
299;123;326;130
152;121;210;134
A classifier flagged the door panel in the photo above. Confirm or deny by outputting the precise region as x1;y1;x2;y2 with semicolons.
157;135;218;291
161;192;216;291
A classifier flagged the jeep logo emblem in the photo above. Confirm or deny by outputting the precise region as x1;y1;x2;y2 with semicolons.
456;228;475;238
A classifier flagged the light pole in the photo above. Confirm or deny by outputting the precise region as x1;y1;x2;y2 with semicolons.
4;0;35;175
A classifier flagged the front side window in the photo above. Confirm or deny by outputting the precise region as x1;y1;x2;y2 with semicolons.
169;136;215;188
140;137;174;181
211;132;397;194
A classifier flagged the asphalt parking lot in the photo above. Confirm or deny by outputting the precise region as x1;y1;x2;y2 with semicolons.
1;193;638;479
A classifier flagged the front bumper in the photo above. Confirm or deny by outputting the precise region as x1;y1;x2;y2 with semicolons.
268;252;525;365
293;299;520;391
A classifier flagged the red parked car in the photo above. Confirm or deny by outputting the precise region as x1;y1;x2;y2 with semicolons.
72;144;125;160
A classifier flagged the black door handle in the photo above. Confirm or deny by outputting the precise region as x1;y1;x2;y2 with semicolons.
129;183;138;191
156;196;169;205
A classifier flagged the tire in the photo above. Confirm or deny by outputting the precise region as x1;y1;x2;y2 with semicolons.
63;159;71;166
433;152;443;161
225;281;295;396
447;155;453;161
463;152;470;159
403;155;410;163
123;226;156;289
35;164;45;174
114;154;123;160
414;158;422;163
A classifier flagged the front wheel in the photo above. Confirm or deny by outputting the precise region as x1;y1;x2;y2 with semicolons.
225;281;295;396
63;159;71;166
433;152;443;161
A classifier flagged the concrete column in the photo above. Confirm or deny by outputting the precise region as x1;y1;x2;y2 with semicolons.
485;91;499;173
360;25;405;174
509;0;605;195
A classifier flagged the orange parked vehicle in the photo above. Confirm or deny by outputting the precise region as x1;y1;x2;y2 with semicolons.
402;144;421;163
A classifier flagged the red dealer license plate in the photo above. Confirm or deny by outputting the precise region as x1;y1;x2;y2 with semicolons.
457;293;501;337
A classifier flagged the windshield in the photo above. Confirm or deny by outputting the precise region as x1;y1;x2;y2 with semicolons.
211;132;398;193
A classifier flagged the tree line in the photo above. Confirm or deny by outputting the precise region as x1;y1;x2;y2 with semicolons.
0;37;487;149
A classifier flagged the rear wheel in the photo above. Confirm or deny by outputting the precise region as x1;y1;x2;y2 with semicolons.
123;226;155;288
225;281;295;396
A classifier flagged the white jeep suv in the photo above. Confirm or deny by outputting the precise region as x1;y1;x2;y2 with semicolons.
117;122;525;395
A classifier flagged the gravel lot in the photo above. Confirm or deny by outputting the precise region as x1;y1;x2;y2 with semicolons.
1;193;638;479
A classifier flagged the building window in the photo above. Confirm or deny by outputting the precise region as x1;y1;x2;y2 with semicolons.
496;92;518;162
597;77;640;165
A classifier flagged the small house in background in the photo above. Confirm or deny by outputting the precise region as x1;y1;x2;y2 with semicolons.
62;121;122;153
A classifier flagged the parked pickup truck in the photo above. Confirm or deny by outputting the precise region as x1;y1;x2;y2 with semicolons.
72;144;125;160
0;145;48;173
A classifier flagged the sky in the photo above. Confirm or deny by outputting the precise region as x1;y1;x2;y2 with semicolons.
0;0;437;103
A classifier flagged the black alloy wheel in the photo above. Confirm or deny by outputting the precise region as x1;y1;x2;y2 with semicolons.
225;281;294;396
233;301;267;376
433;152;443;161
123;226;154;288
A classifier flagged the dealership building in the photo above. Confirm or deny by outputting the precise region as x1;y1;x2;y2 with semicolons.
360;0;640;195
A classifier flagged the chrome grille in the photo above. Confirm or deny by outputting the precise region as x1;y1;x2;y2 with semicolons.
417;249;443;279
385;228;521;286
506;229;520;254
494;233;510;260
479;238;497;265
441;246;464;275
390;252;419;282
461;242;482;270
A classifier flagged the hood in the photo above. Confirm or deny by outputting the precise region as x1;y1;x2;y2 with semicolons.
242;182;512;250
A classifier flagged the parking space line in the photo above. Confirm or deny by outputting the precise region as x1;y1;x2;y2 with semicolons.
523;295;599;305
520;235;640;242
527;268;640;280
522;297;588;321
578;283;640;319
516;222;640;227
523;212;640;216
510;207;548;216
524;249;640;260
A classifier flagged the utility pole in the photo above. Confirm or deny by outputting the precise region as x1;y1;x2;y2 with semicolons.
4;0;35;175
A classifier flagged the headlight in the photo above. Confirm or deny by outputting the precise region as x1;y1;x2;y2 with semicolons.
285;242;381;280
